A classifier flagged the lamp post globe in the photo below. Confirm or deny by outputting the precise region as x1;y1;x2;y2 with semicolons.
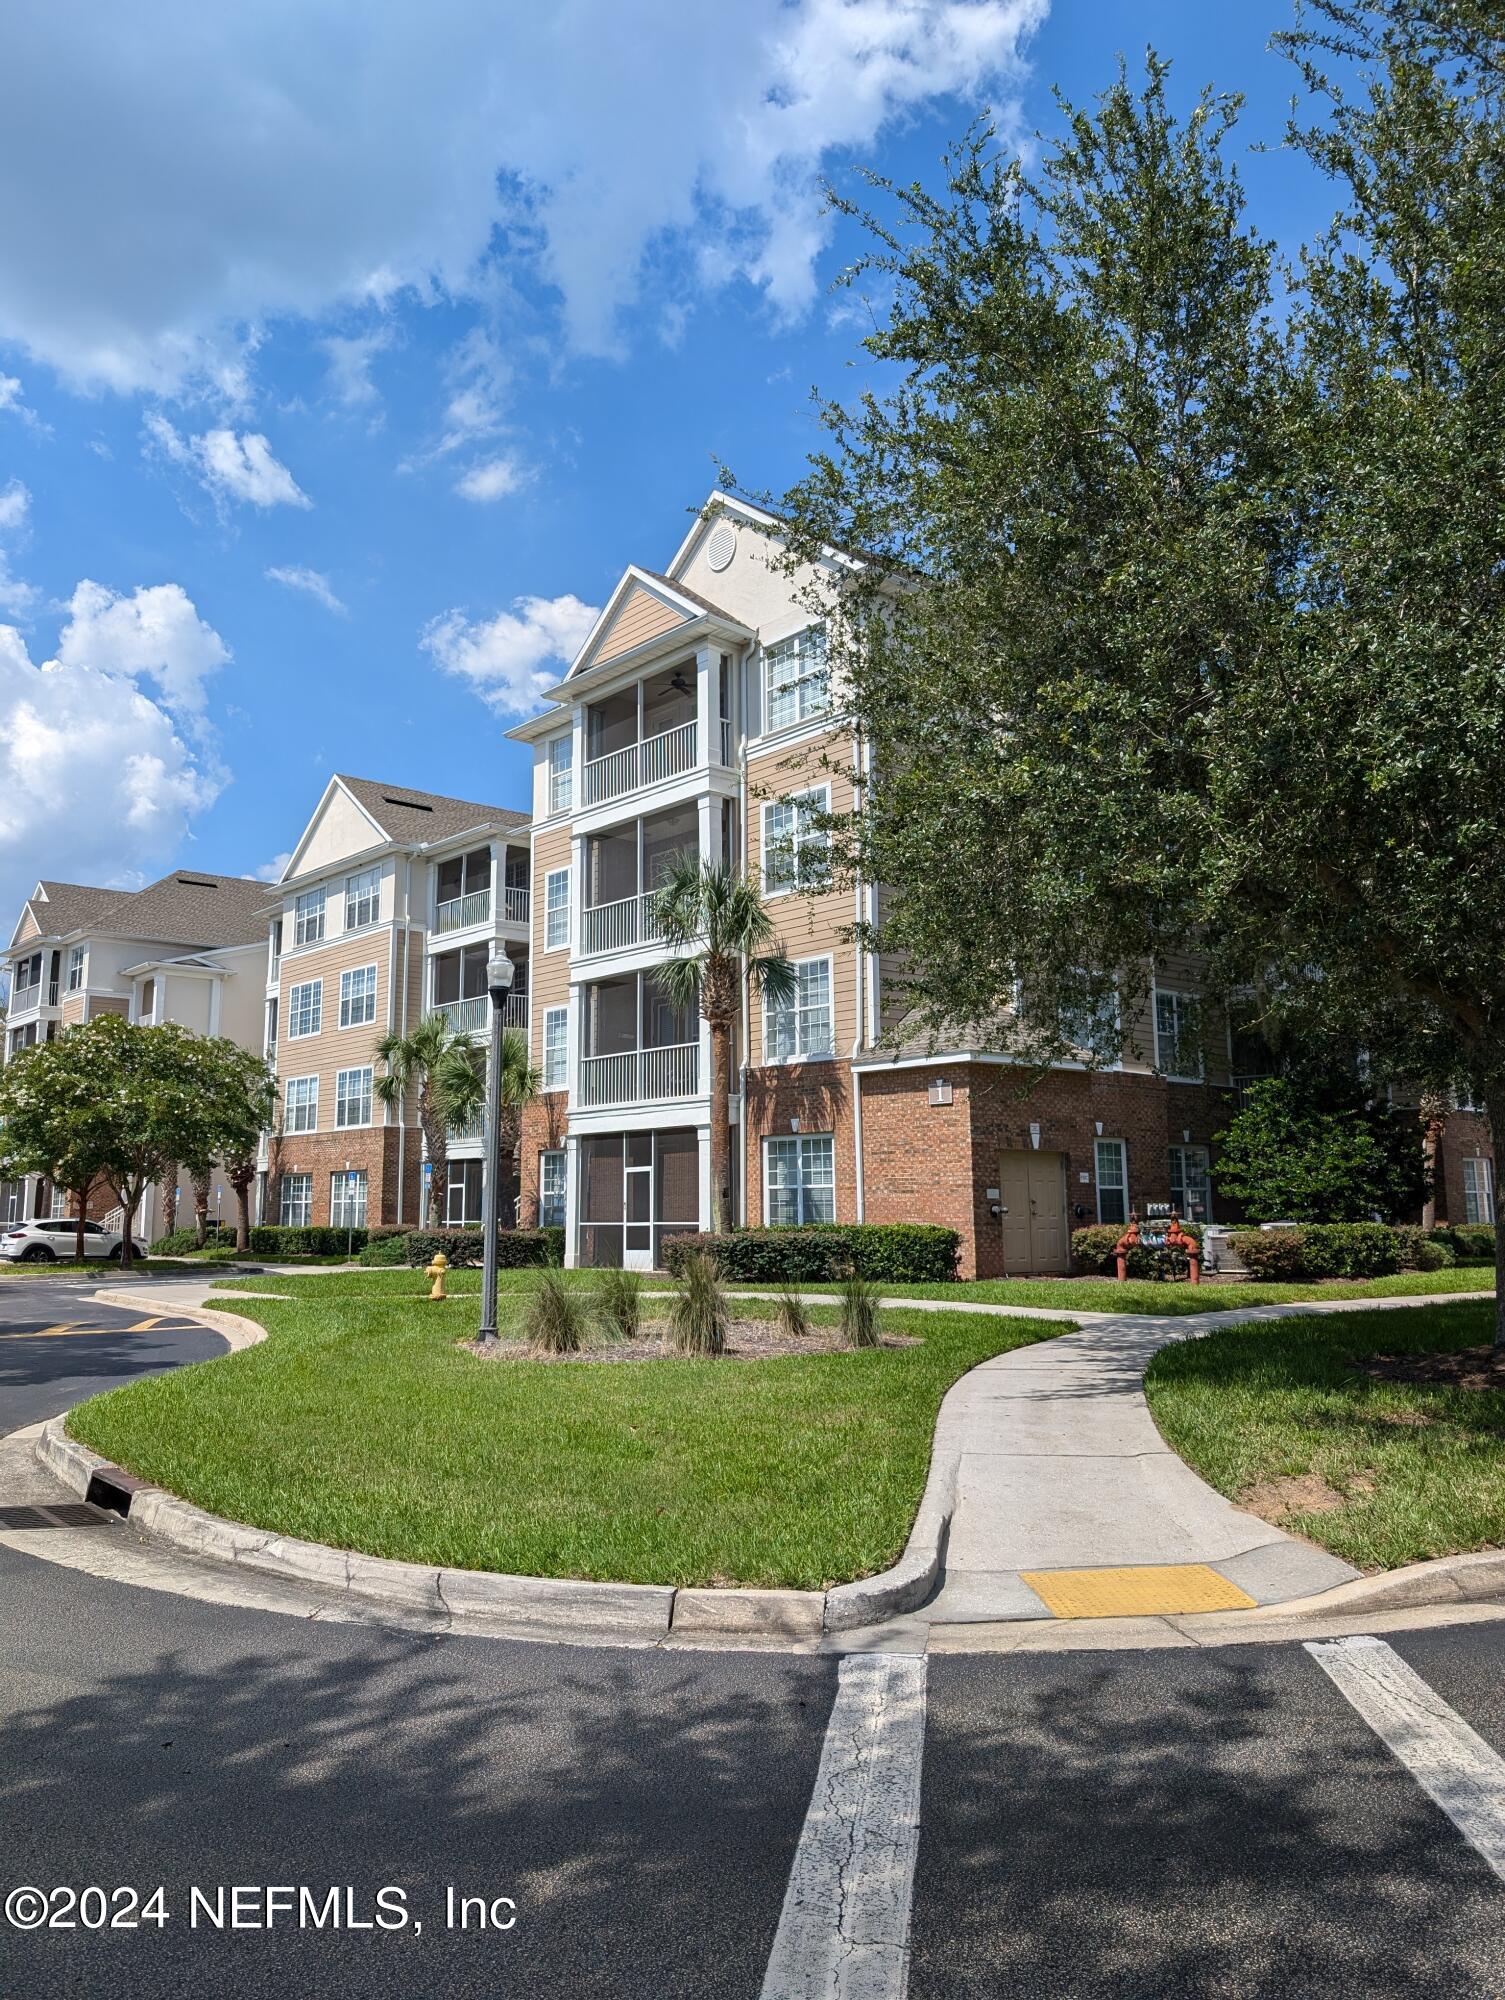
478;952;515;1348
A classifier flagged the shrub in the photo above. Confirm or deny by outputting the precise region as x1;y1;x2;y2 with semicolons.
149;1228;203;1256
1298;1222;1401;1279
1228;1228;1311;1281
524;1269;586;1354
1432;1223;1496;1266
358;1230;412;1267
839;1270;881;1349
594;1266;643;1342
191;1243;244;1263
776;1282;812;1341
248;1225;369;1258
1071;1220;1204;1281
401;1227;563;1270
668;1250;727;1357
661;1223;959;1284
1212;1076;1430;1222
1395;1225;1452;1272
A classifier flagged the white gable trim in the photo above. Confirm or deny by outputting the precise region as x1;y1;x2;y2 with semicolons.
565;565;704;680
281;776;389;884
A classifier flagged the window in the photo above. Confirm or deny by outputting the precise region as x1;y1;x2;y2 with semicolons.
549;734;573;816
765;1133;835;1226
339;964;378;1028
279;1174;313;1227
539;1150;566;1228
765;957;833;1063
762;788;829;895
66;946;85;992
543;1006;569;1090
335;1066;373;1128
1154;989;1202;1081
545;867;570;949
138;976;156;1022
330;1169;368;1230
285;1075;319;1134
269;917;283;967
287;978;322;1039
443;1158;483;1225
1056;973;1119;1057
1463;1156;1496;1225
763;625;829;734
264;997;278;1058
294;887;326;947
344;866;380;931
1169;1144;1212;1222
1095;1140;1129;1226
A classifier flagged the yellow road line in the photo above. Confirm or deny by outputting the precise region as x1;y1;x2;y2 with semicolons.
1021;1564;1257;1619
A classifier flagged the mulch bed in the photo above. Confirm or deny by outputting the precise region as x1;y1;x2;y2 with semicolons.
461;1319;921;1363
1355;1347;1505;1392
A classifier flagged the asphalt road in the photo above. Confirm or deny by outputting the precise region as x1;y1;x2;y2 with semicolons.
0;1276;224;1435
2;1280;1505;1997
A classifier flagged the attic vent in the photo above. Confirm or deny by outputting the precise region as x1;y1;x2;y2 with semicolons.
707;521;737;572
382;795;433;812
175;876;219;889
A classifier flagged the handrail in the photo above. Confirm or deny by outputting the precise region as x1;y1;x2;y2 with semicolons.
578;1042;698;1107
583;719;697;806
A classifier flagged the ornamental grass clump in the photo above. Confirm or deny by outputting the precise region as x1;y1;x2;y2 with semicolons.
525;1268;586;1355
595;1265;643;1343
840;1270;881;1350
777;1282;812;1342
668;1249;728;1357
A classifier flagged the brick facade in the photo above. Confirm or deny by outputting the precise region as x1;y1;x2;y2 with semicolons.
265;1126;413;1229
1436;1111;1496;1225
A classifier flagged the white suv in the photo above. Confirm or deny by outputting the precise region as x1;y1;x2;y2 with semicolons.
0;1218;123;1262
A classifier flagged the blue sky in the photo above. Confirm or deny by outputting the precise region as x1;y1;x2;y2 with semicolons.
0;0;1339;908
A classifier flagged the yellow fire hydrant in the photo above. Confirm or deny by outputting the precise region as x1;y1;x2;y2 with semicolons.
425;1251;449;1301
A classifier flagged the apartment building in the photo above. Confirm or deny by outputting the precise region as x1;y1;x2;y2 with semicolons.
508;491;1497;1277
1;870;273;1232
261;775;531;1232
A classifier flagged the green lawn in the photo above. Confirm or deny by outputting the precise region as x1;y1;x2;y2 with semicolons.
0;1258;187;1279
1145;1300;1505;1572
67;1276;1071;1590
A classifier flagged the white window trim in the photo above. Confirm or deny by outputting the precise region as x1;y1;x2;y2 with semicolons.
1463;1155;1496;1226
284;1074;319;1135
338;963;379;1030
66;946;86;992
763;1131;836;1227
293;886;327;949
286;977;322;1040
1168;1142;1213;1223
544;867;571;952
761;785;830;900
334;1065;374;1130
343;866;381;934
280;1172;314;1228
763;953;835;1065
542;1005;569;1091
1095;1137;1129;1227
1153;985;1204;1083
539;1149;566;1228
330;1168;369;1229
547;735;574;818
761;623;831;740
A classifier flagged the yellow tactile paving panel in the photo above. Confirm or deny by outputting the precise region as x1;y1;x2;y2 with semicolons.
1021;1564;1258;1619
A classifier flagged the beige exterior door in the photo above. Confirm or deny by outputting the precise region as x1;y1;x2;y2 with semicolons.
998;1150;1069;1274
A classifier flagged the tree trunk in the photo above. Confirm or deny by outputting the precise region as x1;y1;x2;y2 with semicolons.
422;1086;447;1229
1419;1093;1447;1229
192;1168;211;1248
117;1180;139;1268
709;1015;733;1235
1486;1081;1505;1353
72;1178;91;1264
161;1168;179;1237
230;1169;254;1252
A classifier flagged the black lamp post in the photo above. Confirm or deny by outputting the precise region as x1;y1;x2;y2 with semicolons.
477;950;515;1348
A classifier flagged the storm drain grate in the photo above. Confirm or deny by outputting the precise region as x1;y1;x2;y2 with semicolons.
0;1502;114;1530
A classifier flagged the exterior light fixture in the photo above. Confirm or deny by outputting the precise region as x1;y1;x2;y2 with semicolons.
1028;1122;1041;1150
478;952;517;1348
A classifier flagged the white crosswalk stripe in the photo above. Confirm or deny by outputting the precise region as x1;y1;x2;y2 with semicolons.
1307;1634;1505;1882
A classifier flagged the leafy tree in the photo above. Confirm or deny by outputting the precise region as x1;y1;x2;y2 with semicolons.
653;858;796;1233
0;1035;114;1261
374;1013;488;1228
774;23;1505;1335
1213;1078;1428;1222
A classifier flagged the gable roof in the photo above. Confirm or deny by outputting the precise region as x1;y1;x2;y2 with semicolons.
334;775;530;847
18;871;276;951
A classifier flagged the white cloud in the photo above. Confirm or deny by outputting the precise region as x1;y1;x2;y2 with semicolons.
455;454;527;503
54;579;230;719
0;375;40;427
145;413;311;511
255;850;293;882
266;564;347;614
0;2;1046;392
0;480;36;616
0;593;227;914
421;593;599;713
323;326;392;406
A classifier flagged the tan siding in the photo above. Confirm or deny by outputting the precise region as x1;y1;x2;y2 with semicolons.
529;826;573;1067
746;733;860;1056
275;926;396;1131
593;585;686;666
61;995;87;1026
15;909;40;943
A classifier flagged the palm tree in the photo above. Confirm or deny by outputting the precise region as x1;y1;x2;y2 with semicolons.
495;1027;542;1222
653;858;796;1235
375;1013;490;1228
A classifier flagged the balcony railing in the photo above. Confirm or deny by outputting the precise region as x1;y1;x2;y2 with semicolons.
437;993;529;1036
435;888;491;934
503;886;530;925
580;889;670;957
9;979;58;1014
579;1042;699;1108
583;719;697;807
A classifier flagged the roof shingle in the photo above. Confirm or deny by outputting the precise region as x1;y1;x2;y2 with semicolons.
336;775;530;847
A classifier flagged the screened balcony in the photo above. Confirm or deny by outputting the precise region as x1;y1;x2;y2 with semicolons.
580;801;697;956
582;663;697;807
432;944;528;1035
578;970;699;1108
433;845;531;934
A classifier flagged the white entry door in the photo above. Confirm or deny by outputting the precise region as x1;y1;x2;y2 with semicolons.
624;1135;654;1269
